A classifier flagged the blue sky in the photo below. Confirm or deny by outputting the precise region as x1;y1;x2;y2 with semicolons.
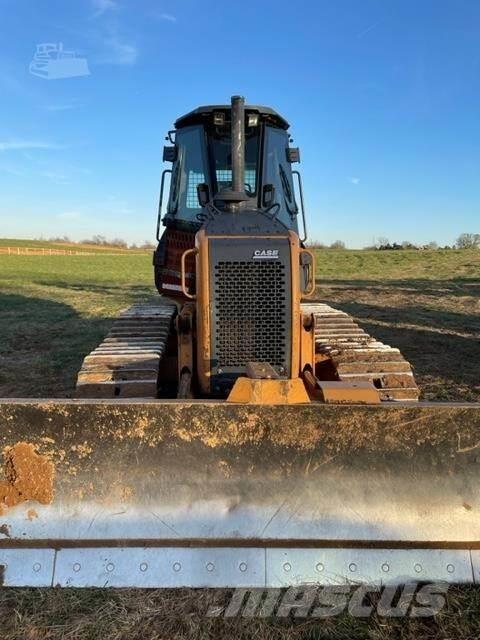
0;0;479;247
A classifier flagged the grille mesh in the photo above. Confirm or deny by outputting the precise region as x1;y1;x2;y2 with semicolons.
213;260;287;368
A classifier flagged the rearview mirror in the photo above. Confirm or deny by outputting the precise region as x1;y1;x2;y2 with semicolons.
262;184;275;207
163;146;177;163
197;183;210;207
286;147;300;163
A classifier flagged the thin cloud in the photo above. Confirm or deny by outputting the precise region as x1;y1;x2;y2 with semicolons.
40;170;70;184
0;164;25;176
98;34;138;65
147;8;177;21
44;102;83;112
157;12;177;22
0;140;63;152
92;0;118;17
86;2;138;66
357;19;383;39
350;177;360;185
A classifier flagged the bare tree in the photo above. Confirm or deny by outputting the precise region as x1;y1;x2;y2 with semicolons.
456;233;480;249
306;239;327;249
329;240;346;250
111;238;128;248
49;235;71;243
87;235;107;246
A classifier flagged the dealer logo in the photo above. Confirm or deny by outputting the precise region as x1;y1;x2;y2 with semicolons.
253;249;280;260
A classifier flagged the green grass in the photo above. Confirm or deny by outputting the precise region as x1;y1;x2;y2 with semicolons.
0;253;154;395
1;247;478;399
0;253;153;309
315;248;480;280
312;249;480;402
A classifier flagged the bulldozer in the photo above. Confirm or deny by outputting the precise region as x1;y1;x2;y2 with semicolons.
0;96;479;589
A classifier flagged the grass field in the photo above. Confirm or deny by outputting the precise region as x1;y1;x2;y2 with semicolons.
0;246;479;639
0;253;152;396
0;247;478;400
0;238;150;253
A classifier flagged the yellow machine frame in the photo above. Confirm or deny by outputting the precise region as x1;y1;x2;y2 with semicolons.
180;229;316;400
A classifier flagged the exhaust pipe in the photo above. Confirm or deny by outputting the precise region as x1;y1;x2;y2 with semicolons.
215;95;249;209
231;95;245;197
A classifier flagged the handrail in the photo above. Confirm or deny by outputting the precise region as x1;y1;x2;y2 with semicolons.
181;248;198;299
293;170;308;243
156;169;172;241
299;248;316;297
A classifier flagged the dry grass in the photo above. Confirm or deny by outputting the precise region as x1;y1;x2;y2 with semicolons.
0;247;479;638
0;238;149;253
1;585;480;639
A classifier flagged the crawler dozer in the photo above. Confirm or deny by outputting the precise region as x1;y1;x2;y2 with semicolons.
1;96;479;589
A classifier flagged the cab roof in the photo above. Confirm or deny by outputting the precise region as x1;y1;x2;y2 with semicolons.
175;104;289;130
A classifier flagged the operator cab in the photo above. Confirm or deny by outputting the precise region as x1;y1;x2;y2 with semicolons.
154;102;306;297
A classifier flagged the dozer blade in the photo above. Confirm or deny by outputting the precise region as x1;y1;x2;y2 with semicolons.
1;399;480;588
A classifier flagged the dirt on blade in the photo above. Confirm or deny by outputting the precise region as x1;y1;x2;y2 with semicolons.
0;443;54;514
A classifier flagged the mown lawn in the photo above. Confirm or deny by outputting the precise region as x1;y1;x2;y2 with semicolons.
1;248;478;399
315;248;480;402
315;247;480;279
0;253;154;396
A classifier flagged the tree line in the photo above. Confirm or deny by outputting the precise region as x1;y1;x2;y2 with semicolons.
309;233;480;251
37;235;155;250
40;232;480;251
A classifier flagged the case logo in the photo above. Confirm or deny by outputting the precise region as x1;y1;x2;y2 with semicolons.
253;249;279;260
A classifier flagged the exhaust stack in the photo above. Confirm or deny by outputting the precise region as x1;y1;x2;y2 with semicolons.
231;95;245;197
216;95;249;209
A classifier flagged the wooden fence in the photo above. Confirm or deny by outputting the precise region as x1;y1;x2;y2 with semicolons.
0;246;96;256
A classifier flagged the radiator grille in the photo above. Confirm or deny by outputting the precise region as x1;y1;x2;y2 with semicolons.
213;260;287;369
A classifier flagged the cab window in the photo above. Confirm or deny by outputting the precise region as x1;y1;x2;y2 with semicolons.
210;127;259;196
263;126;299;231
168;125;210;221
